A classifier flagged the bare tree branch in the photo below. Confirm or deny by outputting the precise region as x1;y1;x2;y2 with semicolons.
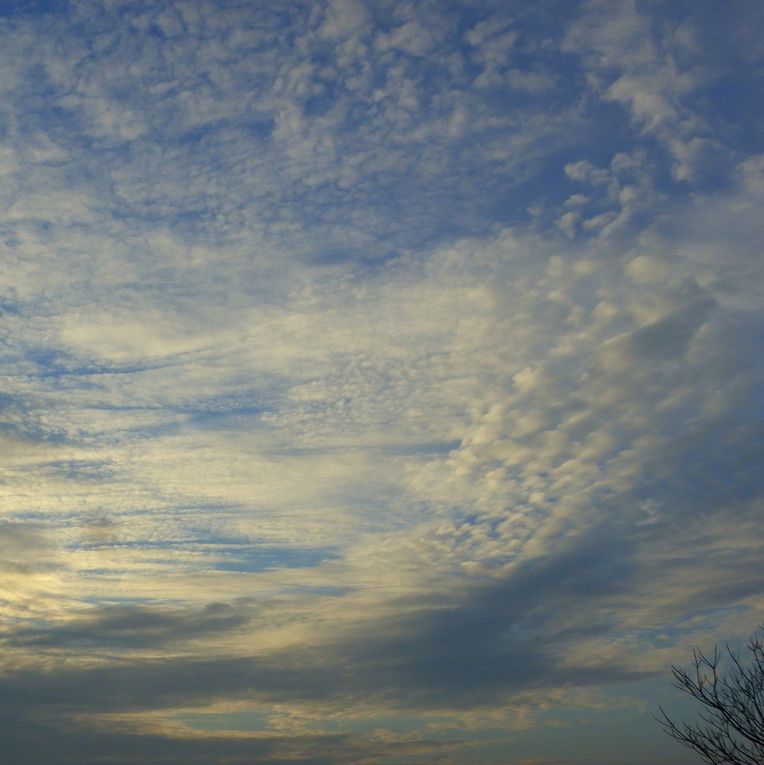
657;629;764;765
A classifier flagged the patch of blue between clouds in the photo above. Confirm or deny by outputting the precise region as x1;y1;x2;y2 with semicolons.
34;459;117;482
69;536;340;575
0;0;64;18
213;544;340;574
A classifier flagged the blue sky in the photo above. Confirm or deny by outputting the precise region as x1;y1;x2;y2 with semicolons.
0;1;763;763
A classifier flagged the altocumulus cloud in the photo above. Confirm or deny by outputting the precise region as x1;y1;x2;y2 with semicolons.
0;1;762;764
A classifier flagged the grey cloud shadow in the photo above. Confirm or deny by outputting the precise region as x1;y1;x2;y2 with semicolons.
0;532;652;718
625;295;715;361
322;532;650;708
0;711;392;765
0;524;55;557
0;688;464;765
6;600;256;650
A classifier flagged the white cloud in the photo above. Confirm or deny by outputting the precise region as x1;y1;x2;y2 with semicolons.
563;0;745;184
319;0;370;41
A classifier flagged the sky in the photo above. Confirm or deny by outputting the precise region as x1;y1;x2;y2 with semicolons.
0;0;763;763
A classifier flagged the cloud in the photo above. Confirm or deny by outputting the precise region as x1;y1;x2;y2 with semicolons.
0;1;761;764
563;0;764;185
319;0;370;41
7;600;256;650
